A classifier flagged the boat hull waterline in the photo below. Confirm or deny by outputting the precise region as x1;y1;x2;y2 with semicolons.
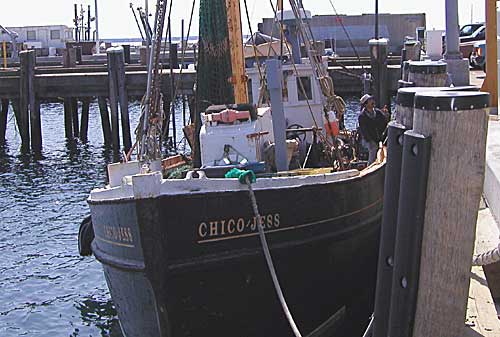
88;165;384;337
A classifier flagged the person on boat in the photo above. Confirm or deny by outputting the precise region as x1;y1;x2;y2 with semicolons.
358;94;388;164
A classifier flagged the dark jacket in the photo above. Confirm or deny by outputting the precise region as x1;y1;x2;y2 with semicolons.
358;108;388;143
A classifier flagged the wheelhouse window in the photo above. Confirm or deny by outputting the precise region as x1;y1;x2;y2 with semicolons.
50;30;61;40
26;30;37;41
297;76;313;101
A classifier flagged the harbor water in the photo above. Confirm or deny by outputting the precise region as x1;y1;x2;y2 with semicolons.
0;98;362;336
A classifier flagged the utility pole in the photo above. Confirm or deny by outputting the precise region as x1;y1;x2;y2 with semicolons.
375;0;379;39
443;0;470;85
95;0;100;54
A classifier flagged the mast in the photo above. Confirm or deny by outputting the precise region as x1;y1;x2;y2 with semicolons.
225;0;248;104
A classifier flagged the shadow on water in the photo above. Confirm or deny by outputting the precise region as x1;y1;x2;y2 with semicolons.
73;297;123;337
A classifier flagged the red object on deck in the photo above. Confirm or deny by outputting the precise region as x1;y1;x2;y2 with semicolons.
325;120;340;137
211;109;250;124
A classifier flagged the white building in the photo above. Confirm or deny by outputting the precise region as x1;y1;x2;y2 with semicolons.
0;25;73;49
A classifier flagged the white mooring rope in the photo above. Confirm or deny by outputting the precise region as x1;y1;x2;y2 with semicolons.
246;179;303;337
473;242;500;266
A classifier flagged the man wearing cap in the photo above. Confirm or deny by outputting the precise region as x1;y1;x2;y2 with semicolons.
358;94;388;164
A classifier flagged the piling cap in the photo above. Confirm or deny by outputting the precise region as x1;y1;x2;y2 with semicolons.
397;86;482;108
414;91;490;111
408;61;447;74
397;87;446;108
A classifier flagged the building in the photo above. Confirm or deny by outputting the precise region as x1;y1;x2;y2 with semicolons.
0;25;73;49
259;13;426;57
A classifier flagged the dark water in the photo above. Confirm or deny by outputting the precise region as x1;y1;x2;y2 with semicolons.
0;97;361;337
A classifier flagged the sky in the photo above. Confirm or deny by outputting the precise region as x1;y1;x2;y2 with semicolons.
0;0;487;39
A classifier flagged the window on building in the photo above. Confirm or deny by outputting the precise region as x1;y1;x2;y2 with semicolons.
50;30;61;40
27;30;37;41
297;76;313;101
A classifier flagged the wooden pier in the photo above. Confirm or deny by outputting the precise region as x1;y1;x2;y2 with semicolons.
0;49;196;153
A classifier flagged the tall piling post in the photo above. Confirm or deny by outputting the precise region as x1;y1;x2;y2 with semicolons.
369;39;389;110
71;98;79;138
0;99;9;144
411;91;490;337
98;97;112;146
63;98;74;139
80;98;90;143
23;50;42;152
107;48;121;152
114;48;132;152
18;51;34;150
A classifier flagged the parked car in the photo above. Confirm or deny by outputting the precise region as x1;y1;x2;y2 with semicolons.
458;24;485;64
460;23;485;39
470;40;486;71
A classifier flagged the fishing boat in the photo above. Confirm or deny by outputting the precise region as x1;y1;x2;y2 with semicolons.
83;0;385;336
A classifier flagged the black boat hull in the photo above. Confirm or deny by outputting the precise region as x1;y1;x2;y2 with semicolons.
89;166;384;337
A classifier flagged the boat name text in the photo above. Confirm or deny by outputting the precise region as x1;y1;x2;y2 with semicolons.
198;213;280;240
103;225;134;244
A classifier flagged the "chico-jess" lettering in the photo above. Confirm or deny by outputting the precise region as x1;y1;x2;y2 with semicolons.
198;213;280;239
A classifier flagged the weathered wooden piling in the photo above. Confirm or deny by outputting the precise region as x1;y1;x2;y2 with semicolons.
71;98;79;137
407;61;447;87
80;98;90;143
63;98;74;139
0;99;9;144
107;49;121;152
369;39;389;109
115;50;132;152
98;97;112;146
63;48;77;68
31;99;42;151
411;91;490;337
19;50;35;150
122;45;131;64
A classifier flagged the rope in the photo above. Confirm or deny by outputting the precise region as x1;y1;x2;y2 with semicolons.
361;315;374;337
473;243;500;266
246;177;303;337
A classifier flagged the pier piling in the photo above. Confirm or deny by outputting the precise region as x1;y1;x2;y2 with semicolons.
71;98;79;138
411;91;490;337
63;98;74;139
80;98;90;143
107;49;121;152
98;97;112;146
31;99;42;152
0;99;9;144
19;51;35;150
115;50;132;152
369;39;389;110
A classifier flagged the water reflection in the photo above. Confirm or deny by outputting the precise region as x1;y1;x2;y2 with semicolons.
75;296;123;337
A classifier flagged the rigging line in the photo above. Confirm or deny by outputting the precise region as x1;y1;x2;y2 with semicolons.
170;0;196;113
243;0;264;83
327;0;364;70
